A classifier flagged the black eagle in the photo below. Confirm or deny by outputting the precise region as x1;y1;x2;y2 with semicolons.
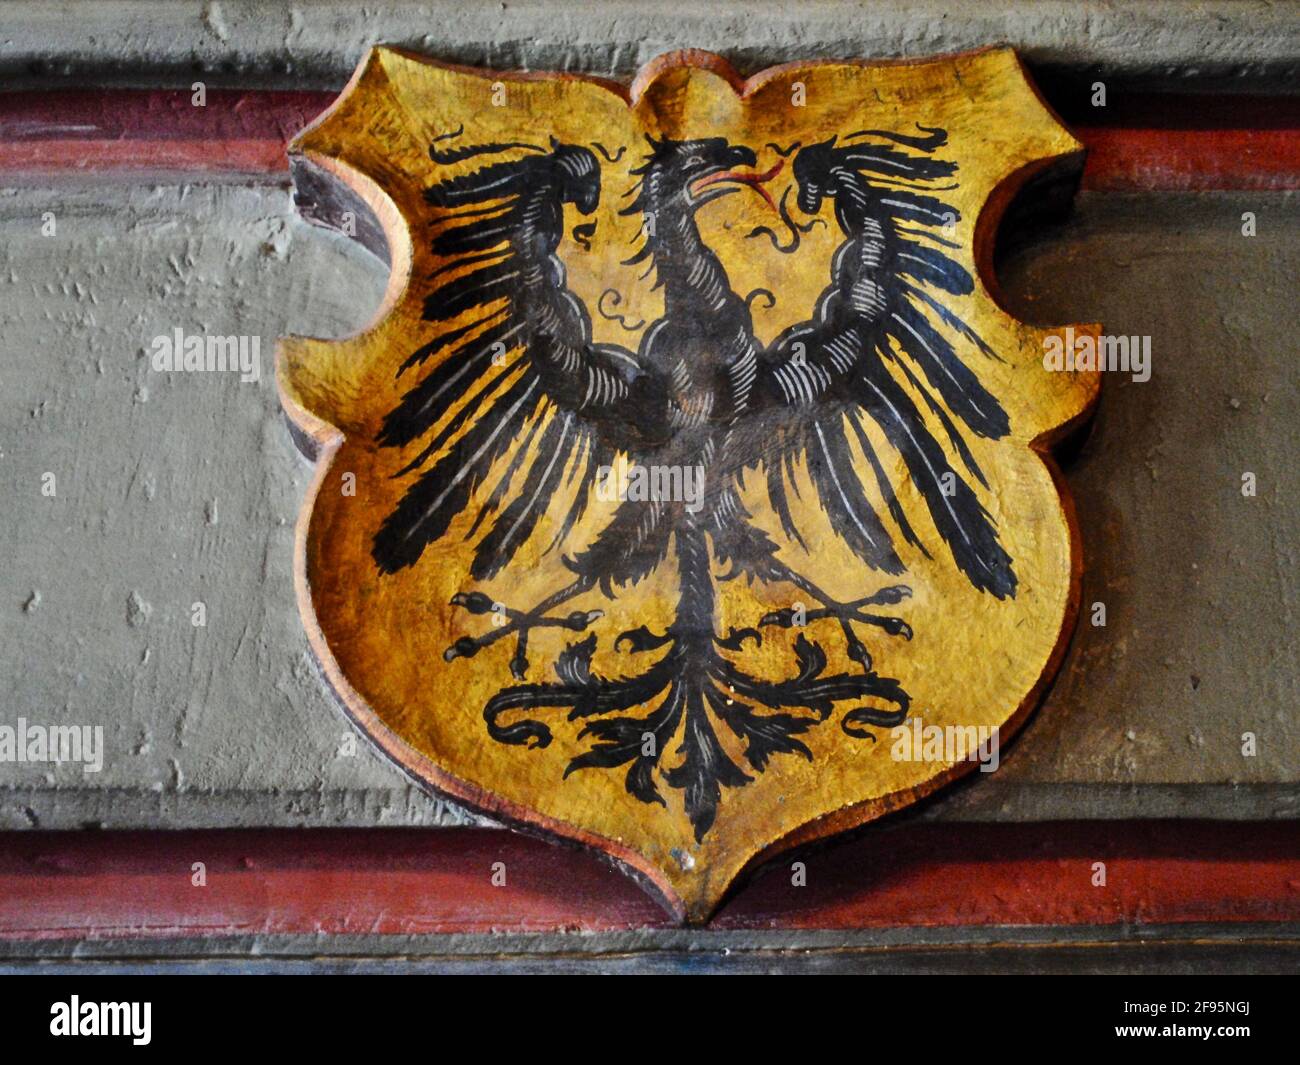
371;125;1015;840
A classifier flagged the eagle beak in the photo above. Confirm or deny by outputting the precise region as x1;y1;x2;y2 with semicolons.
691;159;784;211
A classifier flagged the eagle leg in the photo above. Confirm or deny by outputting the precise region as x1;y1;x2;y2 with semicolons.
443;582;602;680
757;568;913;672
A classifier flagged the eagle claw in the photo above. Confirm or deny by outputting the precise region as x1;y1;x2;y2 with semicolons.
444;635;480;662
856;584;911;607
846;637;873;671
450;591;496;615
563;609;604;631
509;647;530;680
877;617;913;640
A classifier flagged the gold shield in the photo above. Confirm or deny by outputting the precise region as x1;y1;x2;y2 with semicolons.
279;46;1099;923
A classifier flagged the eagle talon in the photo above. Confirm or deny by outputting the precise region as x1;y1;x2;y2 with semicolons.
444;635;481;662
509;644;529;680
758;607;798;629
563;609;604;631
868;616;912;640
450;591;497;615
854;584;912;607
846;637;873;672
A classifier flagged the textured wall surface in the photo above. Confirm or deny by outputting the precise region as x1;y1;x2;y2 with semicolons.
0;183;475;828
3;1;1296;90
2;179;1295;829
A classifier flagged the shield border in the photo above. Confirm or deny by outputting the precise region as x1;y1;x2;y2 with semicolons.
277;45;1100;923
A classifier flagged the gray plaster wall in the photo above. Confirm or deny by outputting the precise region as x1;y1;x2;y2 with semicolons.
0;182;478;828
1;176;1295;830
2;1;1298;90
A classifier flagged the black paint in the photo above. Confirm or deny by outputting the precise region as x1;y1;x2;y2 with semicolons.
371;127;1014;840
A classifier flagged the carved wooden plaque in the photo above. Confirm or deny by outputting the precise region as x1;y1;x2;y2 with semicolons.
279;46;1099;922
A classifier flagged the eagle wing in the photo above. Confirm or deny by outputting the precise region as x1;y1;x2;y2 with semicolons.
743;136;1017;598
372;140;666;580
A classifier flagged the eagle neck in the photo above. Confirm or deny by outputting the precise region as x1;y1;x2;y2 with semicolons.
642;186;735;314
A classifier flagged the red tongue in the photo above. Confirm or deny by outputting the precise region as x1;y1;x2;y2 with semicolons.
692;158;784;211
749;160;786;184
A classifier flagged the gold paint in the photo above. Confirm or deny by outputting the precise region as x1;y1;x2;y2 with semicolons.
279;46;1099;922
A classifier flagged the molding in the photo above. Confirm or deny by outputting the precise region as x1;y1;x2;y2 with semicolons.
1;2;1297;91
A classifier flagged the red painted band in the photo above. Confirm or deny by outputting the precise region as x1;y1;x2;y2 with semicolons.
0;90;1297;189
1080;127;1300;191
0;89;331;175
1;822;1296;938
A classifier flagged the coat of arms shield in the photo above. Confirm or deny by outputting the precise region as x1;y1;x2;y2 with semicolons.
278;46;1099;922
